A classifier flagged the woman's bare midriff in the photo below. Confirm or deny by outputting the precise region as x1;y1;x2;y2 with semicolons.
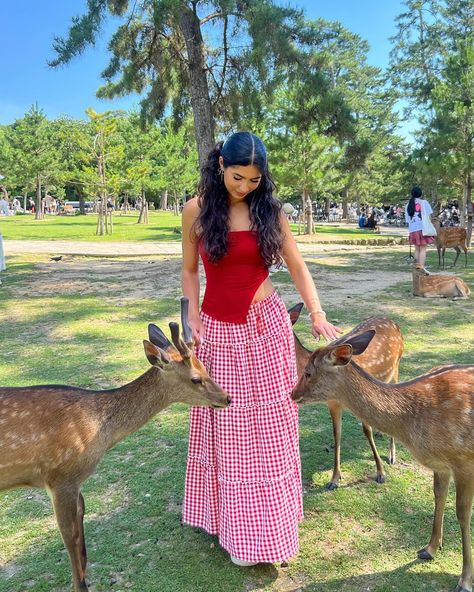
251;277;275;304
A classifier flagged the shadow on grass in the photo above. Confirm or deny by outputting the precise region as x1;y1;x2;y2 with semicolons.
0;415;280;592
298;561;459;592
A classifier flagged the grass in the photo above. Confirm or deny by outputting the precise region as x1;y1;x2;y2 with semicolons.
0;211;397;242
0;211;182;242
0;247;473;592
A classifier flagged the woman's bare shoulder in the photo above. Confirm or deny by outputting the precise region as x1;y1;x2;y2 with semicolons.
183;196;201;216
182;197;202;242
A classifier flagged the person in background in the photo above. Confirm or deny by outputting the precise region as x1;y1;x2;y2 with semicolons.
365;211;377;229
404;186;435;268
181;131;341;567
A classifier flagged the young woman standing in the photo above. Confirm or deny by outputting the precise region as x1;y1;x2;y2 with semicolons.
404;186;435;268
181;132;341;566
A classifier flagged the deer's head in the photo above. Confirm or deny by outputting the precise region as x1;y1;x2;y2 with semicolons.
412;263;429;277
143;298;230;409
292;330;376;404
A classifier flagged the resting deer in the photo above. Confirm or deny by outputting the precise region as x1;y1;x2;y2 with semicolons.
288;304;403;489
0;299;230;592
412;263;470;299
292;331;474;592
432;216;469;269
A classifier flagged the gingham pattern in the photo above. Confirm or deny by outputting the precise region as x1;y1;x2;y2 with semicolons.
182;291;303;563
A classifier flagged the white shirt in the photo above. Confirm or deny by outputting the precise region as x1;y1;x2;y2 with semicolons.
405;198;432;233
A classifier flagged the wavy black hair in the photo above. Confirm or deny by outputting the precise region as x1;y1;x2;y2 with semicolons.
407;186;423;218
196;131;283;267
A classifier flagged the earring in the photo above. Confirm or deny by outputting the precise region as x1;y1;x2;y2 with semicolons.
218;167;224;179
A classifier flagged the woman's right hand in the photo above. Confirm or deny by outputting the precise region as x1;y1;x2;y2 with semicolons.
188;316;205;347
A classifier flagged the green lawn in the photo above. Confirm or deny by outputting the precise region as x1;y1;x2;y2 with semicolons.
0;211;397;242
0;247;472;592
0;211;182;242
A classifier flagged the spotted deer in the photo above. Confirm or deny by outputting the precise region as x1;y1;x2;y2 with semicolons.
292;330;474;592
288;304;403;489
432;217;469;269
412;263;470;299
0;299;230;592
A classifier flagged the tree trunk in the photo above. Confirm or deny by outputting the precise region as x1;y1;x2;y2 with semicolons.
341;187;348;219
137;185;148;224
325;196;331;219
35;175;43;220
179;8;215;168
465;171;473;245
431;186;441;216
96;143;109;235
160;189;168;210
302;188;314;235
79;193;86;215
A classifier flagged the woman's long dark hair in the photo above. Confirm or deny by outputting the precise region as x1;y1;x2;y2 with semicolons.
407;186;423;218
196;132;283;267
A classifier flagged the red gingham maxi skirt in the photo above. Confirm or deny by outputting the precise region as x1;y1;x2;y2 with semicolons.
182;290;303;563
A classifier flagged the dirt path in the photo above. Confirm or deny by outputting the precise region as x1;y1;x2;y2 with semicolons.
8;246;411;309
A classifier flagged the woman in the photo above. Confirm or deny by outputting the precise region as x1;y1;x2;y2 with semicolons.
404;186;435;268
181;132;341;566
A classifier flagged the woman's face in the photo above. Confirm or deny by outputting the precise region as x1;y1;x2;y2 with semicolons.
220;158;262;203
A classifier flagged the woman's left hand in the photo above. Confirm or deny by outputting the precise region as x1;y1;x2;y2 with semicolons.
311;316;343;342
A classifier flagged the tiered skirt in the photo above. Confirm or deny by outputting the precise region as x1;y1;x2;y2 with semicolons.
182;291;303;563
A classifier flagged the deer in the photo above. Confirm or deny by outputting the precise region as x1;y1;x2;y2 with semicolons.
0;298;230;592
432;216;469;269
412;263;470;299
288;304;403;489
292;330;474;592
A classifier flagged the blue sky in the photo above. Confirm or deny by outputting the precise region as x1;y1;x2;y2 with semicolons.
0;1;406;125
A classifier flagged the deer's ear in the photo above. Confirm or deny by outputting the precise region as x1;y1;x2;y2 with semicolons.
287;302;304;326
143;340;170;368
327;344;353;366
344;330;375;356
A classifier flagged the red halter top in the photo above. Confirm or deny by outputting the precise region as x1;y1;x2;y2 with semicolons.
199;230;269;324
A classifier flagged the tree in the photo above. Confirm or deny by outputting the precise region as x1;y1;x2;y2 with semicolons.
85;109;125;235
7;105;60;220
50;0;336;166
149;119;199;215
390;0;474;239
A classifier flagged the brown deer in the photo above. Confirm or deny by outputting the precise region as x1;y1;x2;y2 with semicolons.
412;263;470;299
0;299;230;592
288;304;403;489
432;216;469;269
292;330;474;592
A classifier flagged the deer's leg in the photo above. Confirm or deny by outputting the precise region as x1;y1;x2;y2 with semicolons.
418;471;450;561
453;471;474;592
388;437;396;465
327;400;342;490
77;493;87;575
49;485;89;592
453;247;461;267
361;422;385;483
387;366;399;465
442;247;446;270
463;247;468;267
438;246;442;268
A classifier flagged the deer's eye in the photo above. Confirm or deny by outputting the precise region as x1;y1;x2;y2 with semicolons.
304;371;312;380
191;377;203;385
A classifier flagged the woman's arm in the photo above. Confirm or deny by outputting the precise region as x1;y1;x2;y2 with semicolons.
280;214;342;341
181;198;204;345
